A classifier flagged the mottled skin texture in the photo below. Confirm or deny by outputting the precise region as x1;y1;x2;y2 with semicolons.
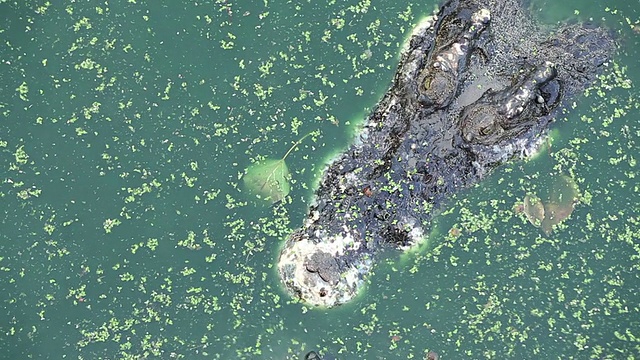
278;0;614;307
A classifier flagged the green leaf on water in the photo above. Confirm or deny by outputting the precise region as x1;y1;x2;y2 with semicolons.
244;158;290;203
243;131;315;203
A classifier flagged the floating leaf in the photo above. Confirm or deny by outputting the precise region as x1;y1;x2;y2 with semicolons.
243;131;316;203
540;201;573;235
522;174;579;234
244;158;290;203
539;175;579;235
524;194;545;227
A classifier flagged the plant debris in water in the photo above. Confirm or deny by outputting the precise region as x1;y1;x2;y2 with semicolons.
243;132;315;203
521;174;580;234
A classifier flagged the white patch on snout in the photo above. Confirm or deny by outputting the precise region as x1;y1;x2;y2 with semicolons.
278;229;371;307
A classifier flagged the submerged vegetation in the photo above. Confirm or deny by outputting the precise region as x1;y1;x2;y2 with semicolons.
519;174;580;235
0;0;638;359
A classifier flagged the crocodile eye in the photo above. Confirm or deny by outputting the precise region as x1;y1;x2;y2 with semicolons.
479;125;494;136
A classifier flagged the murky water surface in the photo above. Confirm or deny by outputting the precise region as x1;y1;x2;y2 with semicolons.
1;0;639;358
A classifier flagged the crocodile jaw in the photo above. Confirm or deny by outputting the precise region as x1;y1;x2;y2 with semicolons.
278;229;371;307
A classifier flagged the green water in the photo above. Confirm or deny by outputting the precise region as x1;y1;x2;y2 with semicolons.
1;0;639;359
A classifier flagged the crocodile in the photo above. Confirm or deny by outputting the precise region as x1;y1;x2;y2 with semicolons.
278;0;614;307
